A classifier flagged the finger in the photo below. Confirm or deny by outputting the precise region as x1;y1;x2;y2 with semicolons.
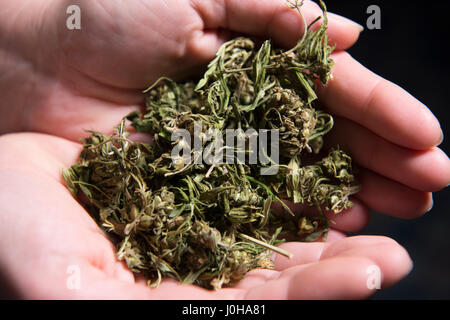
319;236;412;288
273;242;325;271
268;230;346;270
0;132;82;182
272;198;369;233
245;236;411;299
308;198;370;233
320;236;412;288
244;257;377;299
31;96;140;142
233;230;346;290
326;198;369;232
355;168;433;219
187;28;235;62
191;0;362;50
325;229;347;242
317;51;443;150
326;117;450;192
274;235;405;273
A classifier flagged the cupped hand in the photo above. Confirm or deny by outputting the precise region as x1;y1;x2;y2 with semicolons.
1;0;361;138
0;133;412;299
0;1;449;241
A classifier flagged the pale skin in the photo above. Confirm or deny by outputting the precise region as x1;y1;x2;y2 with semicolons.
0;0;449;299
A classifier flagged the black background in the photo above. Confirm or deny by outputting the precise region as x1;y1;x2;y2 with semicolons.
326;1;450;299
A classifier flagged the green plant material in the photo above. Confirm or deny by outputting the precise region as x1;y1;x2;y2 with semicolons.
63;0;360;290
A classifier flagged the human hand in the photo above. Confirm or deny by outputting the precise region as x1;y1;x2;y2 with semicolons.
1;0;448;226
0;0;362;139
0;133;412;299
0;1;448;299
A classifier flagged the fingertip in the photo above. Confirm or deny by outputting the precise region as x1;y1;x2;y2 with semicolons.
322;236;413;290
317;51;443;151
288;256;378;299
356;168;435;219
437;130;444;147
395;94;444;150
324;229;347;242
414;191;433;218
187;29;232;63
202;0;363;51
326;198;370;233
300;3;362;51
404;191;433;219
416;151;448;191
426;193;434;213
415;147;450;192
267;8;305;48
326;12;363;50
327;12;364;33
417;102;444;149
374;242;413;289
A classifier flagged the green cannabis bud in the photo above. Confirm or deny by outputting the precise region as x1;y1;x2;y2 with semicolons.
63;0;360;290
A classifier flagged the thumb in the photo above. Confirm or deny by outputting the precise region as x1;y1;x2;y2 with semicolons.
189;0;363;59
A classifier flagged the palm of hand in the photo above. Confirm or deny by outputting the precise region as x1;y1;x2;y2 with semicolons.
24;0;208;139
0;133;411;299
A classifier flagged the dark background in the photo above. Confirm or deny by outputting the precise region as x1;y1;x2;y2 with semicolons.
326;1;450;299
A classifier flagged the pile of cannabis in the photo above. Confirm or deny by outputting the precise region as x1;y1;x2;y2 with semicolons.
63;1;360;290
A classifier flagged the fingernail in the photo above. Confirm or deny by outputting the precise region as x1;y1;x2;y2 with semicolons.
426;195;434;213
407;260;414;276
437;130;444;146
327;12;364;32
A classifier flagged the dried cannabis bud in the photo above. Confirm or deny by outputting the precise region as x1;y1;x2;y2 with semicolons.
63;0;360;290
